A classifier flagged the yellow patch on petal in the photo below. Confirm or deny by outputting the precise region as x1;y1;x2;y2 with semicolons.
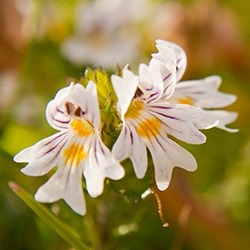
63;143;87;167
125;99;144;119
177;97;194;105
71;119;94;137
137;117;161;139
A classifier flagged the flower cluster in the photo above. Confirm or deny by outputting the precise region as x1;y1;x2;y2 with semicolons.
14;40;237;215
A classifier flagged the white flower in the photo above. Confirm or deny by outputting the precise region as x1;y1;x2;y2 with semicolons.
111;39;237;191
14;82;124;215
154;39;238;132
111;67;215;191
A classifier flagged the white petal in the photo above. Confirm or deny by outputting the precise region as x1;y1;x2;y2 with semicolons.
14;132;68;176
67;83;87;111
46;84;74;130
173;76;237;108
111;68;138;118
95;137;125;180
83;81;101;129
139;61;164;100
153;39;187;82
35;165;86;215
84;136;124;198
163;137;197;172
14;132;66;162
194;114;219;130
46;82;101;132
112;125;132;161
128;123;148;178
152;41;176;75
145;137;172;190
112;121;148;179
139;59;175;100
146;103;207;144
84;169;103;198
66;82;101;130
204;110;239;133
146;135;197;191
63;169;86;215
21;162;55;177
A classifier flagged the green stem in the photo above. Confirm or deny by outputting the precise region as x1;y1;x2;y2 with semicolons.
9;182;92;250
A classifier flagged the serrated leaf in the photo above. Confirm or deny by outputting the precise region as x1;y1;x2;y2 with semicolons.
9;182;92;250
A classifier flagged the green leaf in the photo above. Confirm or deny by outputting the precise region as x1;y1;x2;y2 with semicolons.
9;182;92;250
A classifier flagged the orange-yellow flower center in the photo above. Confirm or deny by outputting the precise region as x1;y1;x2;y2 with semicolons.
137;117;161;139
177;97;194;105
71;119;94;137
125;99;144;119
63;143;87;167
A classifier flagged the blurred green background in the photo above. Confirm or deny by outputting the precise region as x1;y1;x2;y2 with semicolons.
0;0;250;249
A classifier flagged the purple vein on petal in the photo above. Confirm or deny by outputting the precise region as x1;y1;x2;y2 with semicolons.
43;133;68;157
127;124;134;145
93;138;99;165
98;139;105;156
146;86;153;91
147;104;172;110
147;92;159;103
147;107;182;121
46;137;68;165
163;84;173;95
56;107;64;114
146;110;183;135
43;132;67;147
163;73;171;82
51;114;70;125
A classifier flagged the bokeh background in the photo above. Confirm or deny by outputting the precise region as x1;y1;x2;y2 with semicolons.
0;0;250;249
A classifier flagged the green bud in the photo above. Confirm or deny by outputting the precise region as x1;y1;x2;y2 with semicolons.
79;67;122;148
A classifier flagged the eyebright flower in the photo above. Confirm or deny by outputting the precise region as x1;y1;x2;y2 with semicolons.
14;81;124;215
111;40;237;191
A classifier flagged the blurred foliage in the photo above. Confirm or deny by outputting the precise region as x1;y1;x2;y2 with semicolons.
0;0;250;249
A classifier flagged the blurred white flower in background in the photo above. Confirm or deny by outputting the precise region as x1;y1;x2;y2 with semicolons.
61;0;155;68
